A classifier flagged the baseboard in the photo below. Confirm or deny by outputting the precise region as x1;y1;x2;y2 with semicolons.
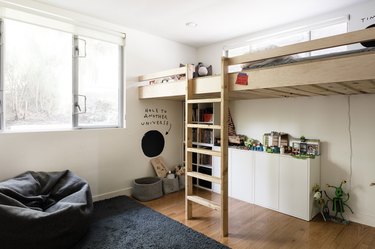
92;187;133;202
349;212;375;227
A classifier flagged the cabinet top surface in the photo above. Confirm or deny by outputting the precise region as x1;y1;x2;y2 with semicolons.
228;147;319;160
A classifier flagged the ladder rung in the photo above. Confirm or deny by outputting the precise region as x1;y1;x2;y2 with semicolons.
187;195;221;211
186;147;221;157
187;98;221;104
186;124;221;129
187;172;221;184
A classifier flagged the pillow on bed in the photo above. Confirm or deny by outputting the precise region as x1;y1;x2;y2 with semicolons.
241;44;299;70
242;44;303;69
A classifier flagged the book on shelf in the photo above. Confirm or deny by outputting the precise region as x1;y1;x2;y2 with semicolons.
199;154;212;166
192;107;198;122
199;107;213;123
192;128;197;142
199;129;212;144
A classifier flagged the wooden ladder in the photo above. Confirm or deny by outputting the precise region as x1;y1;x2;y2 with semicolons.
185;59;229;237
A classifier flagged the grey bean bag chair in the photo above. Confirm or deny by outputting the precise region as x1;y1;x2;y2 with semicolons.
0;170;93;249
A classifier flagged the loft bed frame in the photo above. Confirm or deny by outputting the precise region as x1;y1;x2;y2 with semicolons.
137;27;375;237
138;68;220;100
138;28;375;100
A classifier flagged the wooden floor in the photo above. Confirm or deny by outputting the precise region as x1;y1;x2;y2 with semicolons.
142;189;375;249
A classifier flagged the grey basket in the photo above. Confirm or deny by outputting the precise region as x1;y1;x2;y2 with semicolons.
178;175;185;190
132;177;163;201
162;177;179;194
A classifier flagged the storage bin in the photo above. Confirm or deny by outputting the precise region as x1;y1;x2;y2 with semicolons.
132;177;163;201
178;175;185;190
162;177;179;194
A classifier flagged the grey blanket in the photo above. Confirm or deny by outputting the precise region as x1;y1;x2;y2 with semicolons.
0;170;93;249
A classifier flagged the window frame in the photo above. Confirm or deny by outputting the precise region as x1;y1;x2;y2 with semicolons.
224;15;349;59
0;18;126;133
72;35;125;130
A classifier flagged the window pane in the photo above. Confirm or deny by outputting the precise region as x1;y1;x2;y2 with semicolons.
227;46;250;73
4;19;72;131
227;45;250;57
311;22;348;56
250;32;310;57
77;37;120;127
250;32;309;51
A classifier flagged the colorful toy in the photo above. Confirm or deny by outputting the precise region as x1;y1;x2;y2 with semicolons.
195;62;212;77
324;180;353;224
312;184;330;221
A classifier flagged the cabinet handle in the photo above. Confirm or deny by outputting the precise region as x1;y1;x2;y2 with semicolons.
370;183;375;186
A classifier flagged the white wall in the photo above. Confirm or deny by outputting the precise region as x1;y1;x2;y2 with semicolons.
0;2;196;201
197;0;375;227
230;95;375;226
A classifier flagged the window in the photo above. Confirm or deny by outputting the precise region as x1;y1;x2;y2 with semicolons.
227;45;250;58
75;37;121;128
225;17;349;70
0;17;125;132
310;22;348;56
4;19;72;131
249;32;310;54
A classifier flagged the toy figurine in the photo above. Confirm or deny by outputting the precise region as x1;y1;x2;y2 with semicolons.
312;184;330;221
324;180;354;224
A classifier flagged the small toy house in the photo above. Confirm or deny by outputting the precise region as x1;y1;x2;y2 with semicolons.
263;131;289;148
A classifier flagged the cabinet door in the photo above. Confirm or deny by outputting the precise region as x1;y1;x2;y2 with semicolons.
254;153;279;210
230;149;254;203
279;156;308;220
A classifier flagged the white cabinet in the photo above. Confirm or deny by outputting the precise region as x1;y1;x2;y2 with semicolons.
212;148;320;221
212;148;254;203
279;156;320;221
230;148;254;203
254;152;279;211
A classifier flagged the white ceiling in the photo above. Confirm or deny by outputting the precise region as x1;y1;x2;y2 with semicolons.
36;0;367;48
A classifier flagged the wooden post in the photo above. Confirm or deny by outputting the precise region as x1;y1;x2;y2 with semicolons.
185;65;193;219
220;57;229;237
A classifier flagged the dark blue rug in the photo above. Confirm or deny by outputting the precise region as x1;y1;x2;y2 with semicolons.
73;196;229;249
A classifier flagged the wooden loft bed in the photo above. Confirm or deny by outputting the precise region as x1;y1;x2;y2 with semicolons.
138;28;375;100
226;27;375;99
137;28;375;237
138;67;220;100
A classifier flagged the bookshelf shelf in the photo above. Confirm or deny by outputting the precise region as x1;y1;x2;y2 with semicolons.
183;101;220;190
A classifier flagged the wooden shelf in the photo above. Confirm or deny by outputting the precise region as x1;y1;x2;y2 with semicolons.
187;98;221;104
186;147;221;157
187;124;221;130
193;142;214;147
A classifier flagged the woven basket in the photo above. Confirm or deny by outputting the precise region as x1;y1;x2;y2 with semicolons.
178;175;185;190
132;177;163;201
162;177;179;194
